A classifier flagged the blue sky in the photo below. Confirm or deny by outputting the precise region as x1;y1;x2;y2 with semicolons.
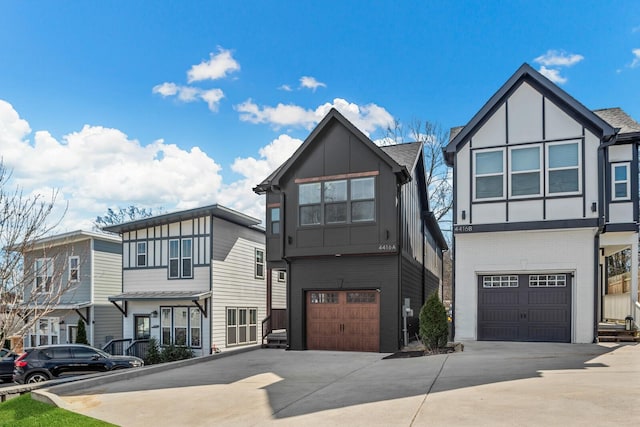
0;1;638;230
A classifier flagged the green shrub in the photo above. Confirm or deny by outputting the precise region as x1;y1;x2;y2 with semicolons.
419;291;449;351
76;319;89;345
145;337;162;365
160;343;194;363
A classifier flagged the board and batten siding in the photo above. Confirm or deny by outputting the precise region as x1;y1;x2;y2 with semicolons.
121;217;212;269
455;81;600;226
211;217;266;350
271;270;287;309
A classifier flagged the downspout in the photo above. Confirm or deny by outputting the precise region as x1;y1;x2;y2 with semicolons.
397;182;403;349
278;189;292;350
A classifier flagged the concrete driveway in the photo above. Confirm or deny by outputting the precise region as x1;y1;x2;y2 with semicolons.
35;341;639;426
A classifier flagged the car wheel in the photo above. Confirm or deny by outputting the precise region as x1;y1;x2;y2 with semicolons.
25;372;49;383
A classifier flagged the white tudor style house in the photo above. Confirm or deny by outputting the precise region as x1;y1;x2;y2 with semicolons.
20;231;123;348
103;204;270;357
445;63;640;343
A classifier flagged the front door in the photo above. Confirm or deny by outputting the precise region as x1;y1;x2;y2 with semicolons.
135;315;151;340
68;325;78;344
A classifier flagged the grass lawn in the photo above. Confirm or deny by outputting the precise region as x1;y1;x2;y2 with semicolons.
0;393;116;427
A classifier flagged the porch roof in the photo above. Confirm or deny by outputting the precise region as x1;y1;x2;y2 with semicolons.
108;291;212;302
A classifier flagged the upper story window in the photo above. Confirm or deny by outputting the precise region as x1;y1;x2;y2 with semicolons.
351;177;375;222
168;238;192;279
35;258;53;293
277;270;286;282
510;146;541;197
547;142;580;194
612;163;630;200
137;242;147;267
474;149;504;200
255;249;265;279
69;256;80;282
270;207;281;234
298;177;376;225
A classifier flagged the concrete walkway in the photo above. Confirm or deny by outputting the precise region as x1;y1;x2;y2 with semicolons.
36;341;640;426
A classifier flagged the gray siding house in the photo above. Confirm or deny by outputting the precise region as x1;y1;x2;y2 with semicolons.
444;63;640;343
103;204;267;356
21;230;123;348
255;108;448;353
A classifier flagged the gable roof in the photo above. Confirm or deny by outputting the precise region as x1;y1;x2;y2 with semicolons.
254;108;411;194
103;204;261;234
444;63;617;165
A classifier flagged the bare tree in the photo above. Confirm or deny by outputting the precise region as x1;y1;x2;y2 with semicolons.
93;205;161;231
385;119;453;222
0;162;71;348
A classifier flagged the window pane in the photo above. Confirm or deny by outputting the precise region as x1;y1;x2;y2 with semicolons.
227;309;236;326
270;207;280;221
174;308;187;327
182;239;192;257
182;259;192;277
299;183;321;204
512;147;539;171
476;151;503;174
175;328;187;346
351;178;375;200
549;143;578;168
169;259;179;278
169;240;179;258
190;328;201;347
549;169;578;193
476;175;503;198
325;203;347;223
614;165;627;181
512;172;540;196
351;200;374;222
300;205;321;225
615;183;628;198
271;222;280;234
324;180;347;202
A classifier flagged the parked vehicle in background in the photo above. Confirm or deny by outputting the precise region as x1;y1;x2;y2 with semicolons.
0;351;18;383
13;344;143;384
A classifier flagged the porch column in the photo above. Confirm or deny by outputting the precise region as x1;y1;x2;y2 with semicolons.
632;238;638;319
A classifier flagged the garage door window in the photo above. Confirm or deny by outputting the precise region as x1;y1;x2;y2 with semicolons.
310;292;338;303
482;275;518;288
346;292;376;303
529;275;566;287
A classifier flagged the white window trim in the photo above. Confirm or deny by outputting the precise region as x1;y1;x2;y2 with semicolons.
168;238;192;279
159;306;202;348
277;271;286;282
545;140;582;196
181;239;193;279
473;148;506;202
226;306;258;346
508;145;543;198
69;256;80;282
168;239;180;279
35;257;53;294
255;248;265;279
137;242;147;267
611;162;630;201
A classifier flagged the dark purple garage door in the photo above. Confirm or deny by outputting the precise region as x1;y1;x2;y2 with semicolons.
477;273;571;343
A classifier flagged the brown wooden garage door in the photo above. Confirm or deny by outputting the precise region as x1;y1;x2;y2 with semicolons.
306;290;379;352
477;274;571;342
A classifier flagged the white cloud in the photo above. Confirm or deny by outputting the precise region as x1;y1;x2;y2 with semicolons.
534;50;584;67
533;50;583;85
631;48;640;68
235;98;394;136
299;76;326;91
187;47;240;83
538;66;567;84
218;134;303;219
0;99;225;232
278;84;293;92
152;83;225;112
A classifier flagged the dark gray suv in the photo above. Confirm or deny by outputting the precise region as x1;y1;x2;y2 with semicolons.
13;344;144;384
